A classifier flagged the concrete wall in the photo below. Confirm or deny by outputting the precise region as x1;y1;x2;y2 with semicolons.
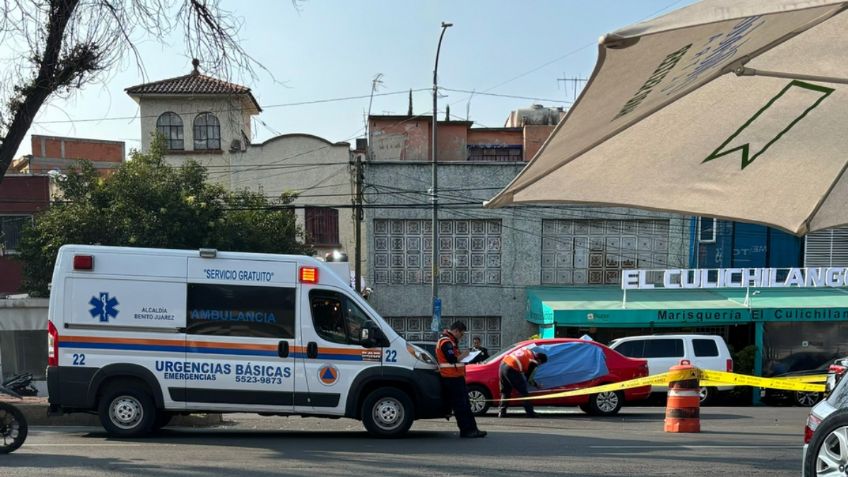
235;134;355;262
370;116;548;163
523;125;556;161
0;298;48;382
364;161;690;349
138;96;250;170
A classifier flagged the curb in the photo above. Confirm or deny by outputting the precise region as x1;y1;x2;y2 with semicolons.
8;402;223;427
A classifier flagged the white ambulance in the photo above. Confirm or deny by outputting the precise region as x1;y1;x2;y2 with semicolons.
46;245;444;437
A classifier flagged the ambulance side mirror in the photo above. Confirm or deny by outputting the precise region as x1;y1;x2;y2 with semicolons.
361;322;388;348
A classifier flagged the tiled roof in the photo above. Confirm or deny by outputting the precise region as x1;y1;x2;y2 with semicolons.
125;72;261;111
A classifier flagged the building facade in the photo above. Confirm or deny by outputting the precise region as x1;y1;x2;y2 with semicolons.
126;63;356;263
364;108;690;352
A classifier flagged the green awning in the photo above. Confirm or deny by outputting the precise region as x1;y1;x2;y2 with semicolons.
526;286;848;327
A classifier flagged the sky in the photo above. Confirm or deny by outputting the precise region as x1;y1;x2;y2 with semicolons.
10;0;696;159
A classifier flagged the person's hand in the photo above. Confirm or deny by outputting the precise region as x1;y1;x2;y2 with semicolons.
458;350;469;360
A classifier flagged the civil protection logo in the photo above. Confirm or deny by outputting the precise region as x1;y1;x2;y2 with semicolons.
318;364;339;386
89;292;119;322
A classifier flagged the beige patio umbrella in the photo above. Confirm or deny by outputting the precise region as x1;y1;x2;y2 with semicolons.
486;0;848;235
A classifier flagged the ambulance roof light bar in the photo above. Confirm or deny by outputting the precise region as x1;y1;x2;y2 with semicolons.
300;266;319;284
199;248;217;258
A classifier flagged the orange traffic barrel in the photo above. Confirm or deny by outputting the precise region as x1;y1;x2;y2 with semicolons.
664;359;700;433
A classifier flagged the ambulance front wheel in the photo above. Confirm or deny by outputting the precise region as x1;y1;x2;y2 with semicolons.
361;387;414;438
98;383;156;437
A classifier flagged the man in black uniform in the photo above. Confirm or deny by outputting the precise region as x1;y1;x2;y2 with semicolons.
436;321;487;438
469;336;490;364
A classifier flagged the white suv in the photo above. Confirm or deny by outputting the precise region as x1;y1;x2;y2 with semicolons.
608;334;733;404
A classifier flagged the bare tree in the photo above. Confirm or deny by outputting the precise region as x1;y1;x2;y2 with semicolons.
0;0;266;184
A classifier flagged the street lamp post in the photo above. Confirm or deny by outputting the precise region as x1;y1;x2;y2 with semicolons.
431;21;452;337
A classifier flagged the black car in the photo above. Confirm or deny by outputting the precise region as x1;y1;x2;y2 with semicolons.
761;354;845;407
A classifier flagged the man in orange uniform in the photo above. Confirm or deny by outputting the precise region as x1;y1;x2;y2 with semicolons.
499;347;547;418
436;321;487;438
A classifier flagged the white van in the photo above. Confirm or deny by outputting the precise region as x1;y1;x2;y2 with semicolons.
608;334;733;404
46;245;444;437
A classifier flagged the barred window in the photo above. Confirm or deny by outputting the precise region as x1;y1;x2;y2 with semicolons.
0;215;32;254
467;145;522;162
193;112;221;150
306;207;340;246
156;112;184;150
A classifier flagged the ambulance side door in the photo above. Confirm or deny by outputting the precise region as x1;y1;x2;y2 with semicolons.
295;286;384;415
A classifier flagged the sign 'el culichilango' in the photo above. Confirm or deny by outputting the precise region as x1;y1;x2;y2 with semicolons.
622;267;848;290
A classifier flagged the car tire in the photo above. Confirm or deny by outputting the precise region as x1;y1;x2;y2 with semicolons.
795;391;822;407
581;391;624;416
467;385;491;416
699;386;717;406
804;409;848;476
98;383;156;437
361;387;414;438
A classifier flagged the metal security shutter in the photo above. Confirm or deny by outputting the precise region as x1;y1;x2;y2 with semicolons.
804;227;848;266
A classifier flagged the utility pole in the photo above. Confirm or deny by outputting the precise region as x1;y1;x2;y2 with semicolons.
354;154;364;294
431;21;452;336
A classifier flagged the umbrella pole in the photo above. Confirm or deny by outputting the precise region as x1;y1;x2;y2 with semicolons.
735;67;848;85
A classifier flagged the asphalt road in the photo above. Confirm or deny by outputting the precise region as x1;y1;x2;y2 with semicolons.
2;406;809;476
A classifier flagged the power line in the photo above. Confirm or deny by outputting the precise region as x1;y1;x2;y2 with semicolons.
31;89;431;125
441;88;571;105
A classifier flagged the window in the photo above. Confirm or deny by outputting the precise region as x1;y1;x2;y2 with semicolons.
305;207;339;246
156;112;184;150
805;226;848;266
612;340;644;358
186;283;296;338
0;215;31;254
467;145;523;162
698;217;716;243
310;290;373;346
193;112;221;150
693;339;719;357
643;339;684;358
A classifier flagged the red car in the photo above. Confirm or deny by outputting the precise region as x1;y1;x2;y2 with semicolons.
465;338;651;416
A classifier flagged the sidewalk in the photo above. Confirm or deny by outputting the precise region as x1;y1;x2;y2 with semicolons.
0;396;222;427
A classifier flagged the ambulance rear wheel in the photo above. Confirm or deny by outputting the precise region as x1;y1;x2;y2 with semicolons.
98;384;156;437
361;387;414;438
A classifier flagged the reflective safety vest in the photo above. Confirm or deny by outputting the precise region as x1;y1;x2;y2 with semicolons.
503;348;538;373
435;333;466;378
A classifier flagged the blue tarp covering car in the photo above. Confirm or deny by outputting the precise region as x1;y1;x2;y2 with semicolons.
528;342;609;390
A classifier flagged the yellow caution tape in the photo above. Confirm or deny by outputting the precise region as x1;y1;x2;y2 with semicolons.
499;368;696;402
496;367;825;403
700;370;825;393
771;374;828;383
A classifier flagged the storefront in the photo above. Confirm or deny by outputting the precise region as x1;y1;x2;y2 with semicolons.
526;268;848;379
